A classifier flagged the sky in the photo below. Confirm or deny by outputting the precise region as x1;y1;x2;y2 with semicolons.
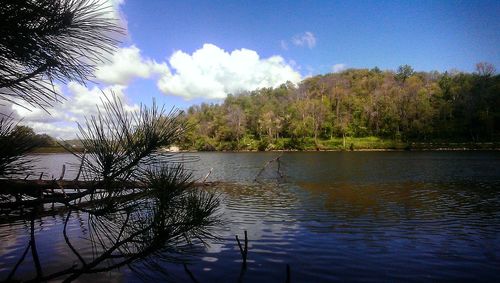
4;0;500;138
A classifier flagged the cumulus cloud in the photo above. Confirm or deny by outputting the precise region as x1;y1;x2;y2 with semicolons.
0;1;142;139
95;46;169;85
157;44;301;99
291;32;316;48
98;0;128;30
332;63;347;73
66;82;139;116
4;40;303;137
6;82;139;139
20;122;78;140
11;83;67;123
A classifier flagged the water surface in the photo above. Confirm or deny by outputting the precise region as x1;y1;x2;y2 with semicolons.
1;151;499;282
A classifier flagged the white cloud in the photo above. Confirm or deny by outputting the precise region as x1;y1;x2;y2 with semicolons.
66;82;139;116
332;63;347;73
291;32;316;48
19;122;77;140
157;44;301;99
97;0;128;30
6;82;139;139
3;40;303;137
95;46;169;85
0;1;144;139
11;83;67;123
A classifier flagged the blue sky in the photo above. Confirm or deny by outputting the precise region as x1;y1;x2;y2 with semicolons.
7;0;500;138
123;0;499;73
120;0;499;108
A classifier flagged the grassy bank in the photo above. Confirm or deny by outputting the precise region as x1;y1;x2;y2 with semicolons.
29;138;500;153
30;146;83;154
181;136;500;151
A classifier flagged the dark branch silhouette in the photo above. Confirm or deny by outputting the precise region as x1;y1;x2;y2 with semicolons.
0;0;122;109
0;115;38;177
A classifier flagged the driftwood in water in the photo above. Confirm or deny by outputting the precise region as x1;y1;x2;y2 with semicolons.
0;179;220;194
254;153;285;182
236;230;249;267
182;230;291;283
0;179;100;195
0;178;220;211
201;167;213;183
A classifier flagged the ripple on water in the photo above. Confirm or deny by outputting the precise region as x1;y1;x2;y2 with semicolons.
2;152;500;282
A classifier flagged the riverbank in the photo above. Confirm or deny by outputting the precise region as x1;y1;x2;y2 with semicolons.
180;136;500;152
30;146;83;153
30;137;500;153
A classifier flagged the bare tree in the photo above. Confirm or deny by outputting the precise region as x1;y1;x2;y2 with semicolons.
226;104;246;145
475;62;496;77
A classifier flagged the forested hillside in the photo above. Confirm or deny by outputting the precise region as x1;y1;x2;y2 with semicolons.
179;63;500;150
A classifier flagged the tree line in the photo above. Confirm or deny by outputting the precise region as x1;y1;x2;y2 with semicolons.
178;63;499;150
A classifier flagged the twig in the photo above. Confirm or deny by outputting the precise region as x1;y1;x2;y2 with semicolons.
183;263;200;283
74;150;86;181
235;236;244;261
244;230;248;260
6;241;31;281
30;212;43;280
63;210;86;267
285;264;291;283
55;180;68;198
276;156;284;178
254;153;284;181
59;164;66;180
201;167;213;184
235;230;248;267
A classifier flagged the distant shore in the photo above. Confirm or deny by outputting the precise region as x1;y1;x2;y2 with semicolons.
31;141;500;154
179;137;500;152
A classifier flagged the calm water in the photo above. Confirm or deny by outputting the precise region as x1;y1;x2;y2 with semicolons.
1;151;500;282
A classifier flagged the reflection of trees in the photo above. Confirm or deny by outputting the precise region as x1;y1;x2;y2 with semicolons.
297;181;500;221
216;182;298;209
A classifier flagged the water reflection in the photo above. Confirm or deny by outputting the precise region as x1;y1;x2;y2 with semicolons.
1;181;219;282
296;180;500;222
2;152;500;282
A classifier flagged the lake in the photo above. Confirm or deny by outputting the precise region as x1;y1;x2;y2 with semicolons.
1;151;500;282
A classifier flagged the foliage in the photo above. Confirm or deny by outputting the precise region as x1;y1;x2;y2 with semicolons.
0;116;39;177
1;95;222;281
65;94;187;188
0;2;221;279
179;64;500;150
395;64;415;83
0;0;122;108
0;118;61;176
3;160;221;282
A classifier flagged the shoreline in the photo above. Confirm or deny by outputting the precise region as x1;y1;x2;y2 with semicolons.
30;146;500;154
196;148;500;152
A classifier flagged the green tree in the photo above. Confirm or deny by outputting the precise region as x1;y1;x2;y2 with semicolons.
395;64;415;83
